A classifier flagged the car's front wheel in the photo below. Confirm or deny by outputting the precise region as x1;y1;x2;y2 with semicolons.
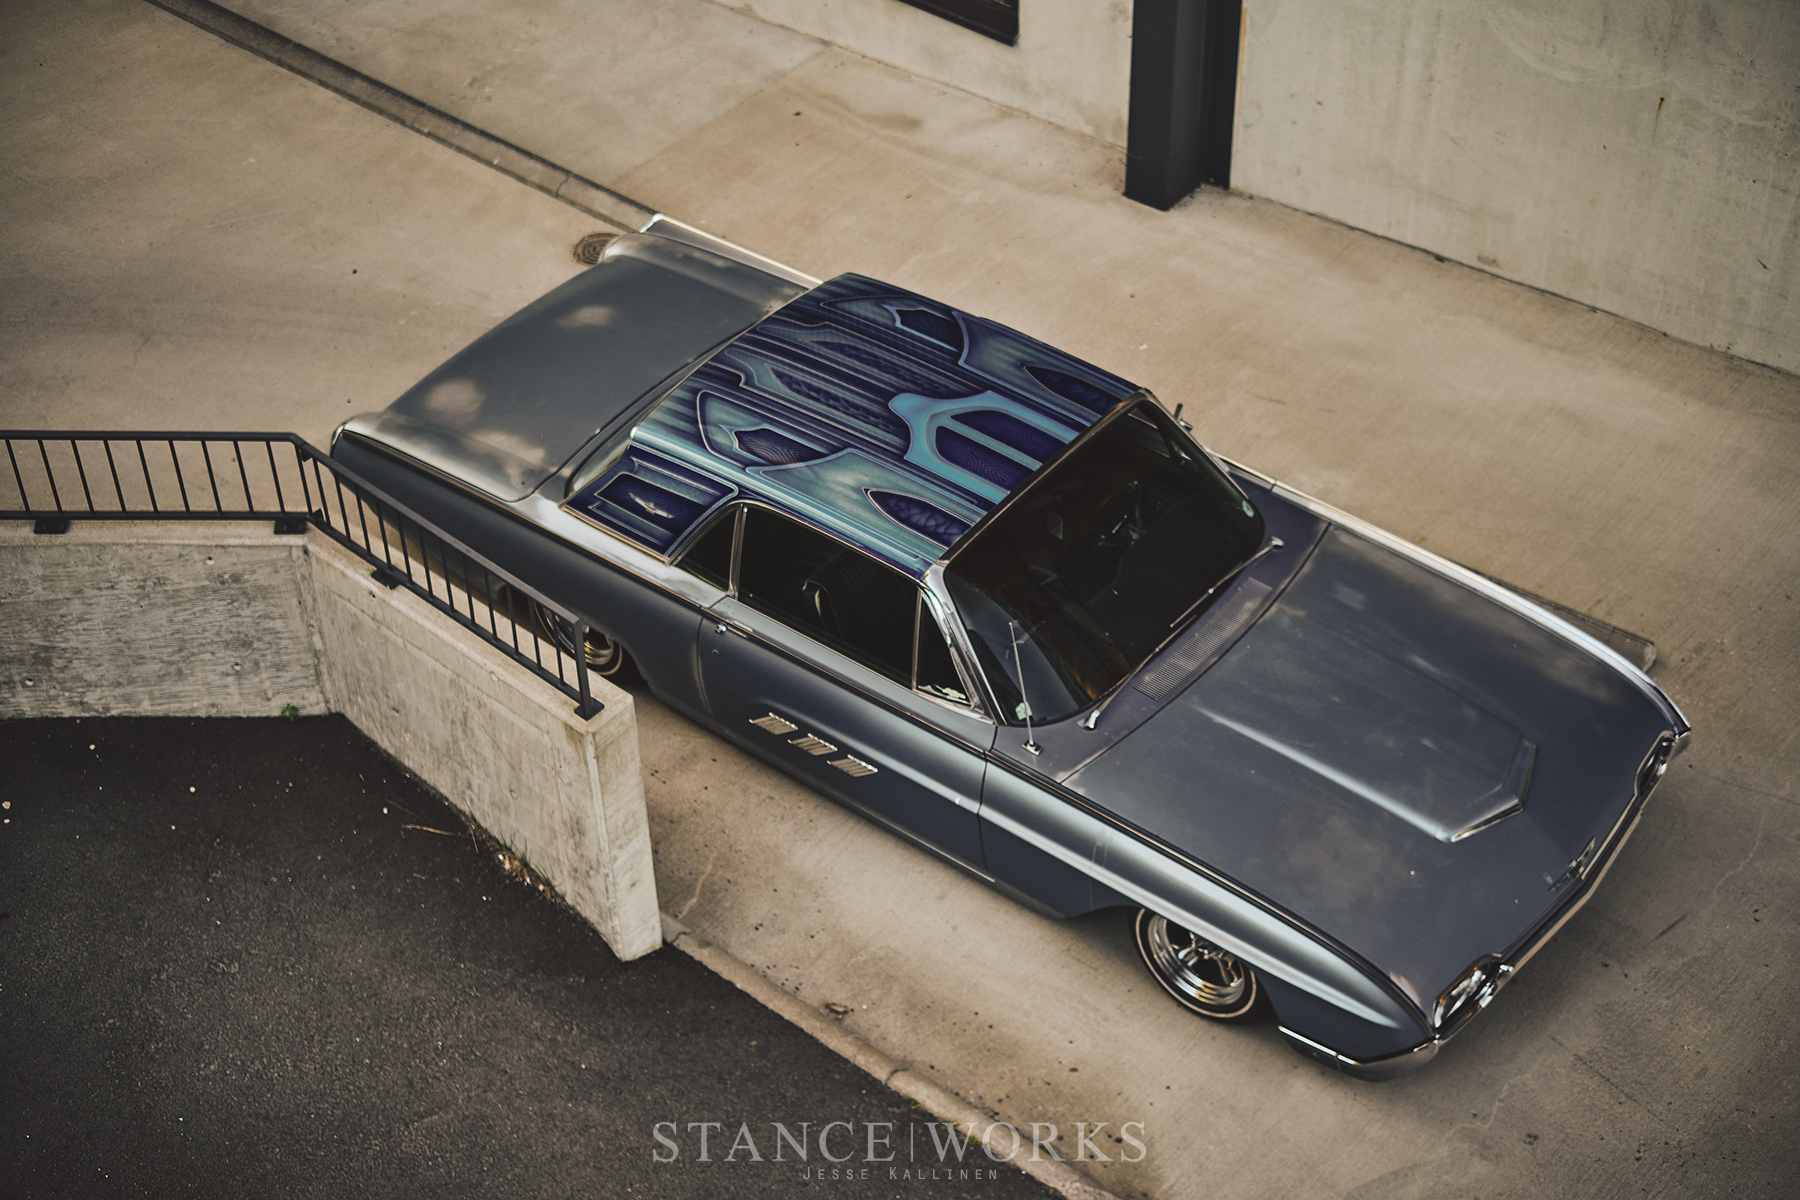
1134;909;1267;1022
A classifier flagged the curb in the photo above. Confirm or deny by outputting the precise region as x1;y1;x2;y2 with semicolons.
660;913;1119;1200
144;0;654;232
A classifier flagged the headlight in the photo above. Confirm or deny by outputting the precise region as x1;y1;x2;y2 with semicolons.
1434;956;1509;1035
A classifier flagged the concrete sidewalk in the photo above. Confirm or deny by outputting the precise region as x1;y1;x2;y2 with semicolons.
7;1;1798;1196
0;0;596;450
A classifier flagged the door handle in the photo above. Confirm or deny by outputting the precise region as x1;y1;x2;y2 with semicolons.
714;620;751;638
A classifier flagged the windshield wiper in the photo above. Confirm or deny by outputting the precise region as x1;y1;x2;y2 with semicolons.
1165;536;1286;631
1081;536;1284;730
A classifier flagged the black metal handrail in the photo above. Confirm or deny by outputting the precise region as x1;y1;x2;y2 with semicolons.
3;430;602;718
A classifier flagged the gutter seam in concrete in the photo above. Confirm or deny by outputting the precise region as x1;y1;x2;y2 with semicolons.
658;912;1120;1200
141;0;655;233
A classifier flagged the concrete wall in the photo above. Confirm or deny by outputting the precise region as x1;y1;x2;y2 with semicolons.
716;0;1134;146
0;522;661;960
1;524;330;718
1232;0;1799;372
306;532;660;960
734;1;1795;373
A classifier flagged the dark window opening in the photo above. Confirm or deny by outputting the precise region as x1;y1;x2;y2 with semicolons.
677;507;736;589
946;400;1264;723
739;508;917;681
897;0;1018;47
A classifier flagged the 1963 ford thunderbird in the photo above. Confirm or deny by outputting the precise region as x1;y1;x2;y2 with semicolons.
332;218;1690;1079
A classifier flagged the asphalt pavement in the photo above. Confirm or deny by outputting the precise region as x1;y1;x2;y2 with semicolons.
0;715;1059;1199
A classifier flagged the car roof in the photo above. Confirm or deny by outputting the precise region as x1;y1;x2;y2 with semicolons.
566;271;1142;578
345;234;804;502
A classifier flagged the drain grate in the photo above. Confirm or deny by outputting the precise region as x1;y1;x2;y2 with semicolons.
573;232;617;265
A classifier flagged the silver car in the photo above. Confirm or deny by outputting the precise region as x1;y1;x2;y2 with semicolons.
332;219;1690;1079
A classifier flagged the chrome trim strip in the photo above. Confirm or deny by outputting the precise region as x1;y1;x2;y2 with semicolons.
979;749;1429;1033
1278;1026;1441;1081
910;591;923;690
923;561;1001;723
827;754;879;777
726;503;746;594
1279;1026;1341;1058
749;713;799;735
1448;801;1523;843
912;587;988;719
1216;454;1276;489
1267;480;1690;734
715;604;998;760
975;795;1406;1027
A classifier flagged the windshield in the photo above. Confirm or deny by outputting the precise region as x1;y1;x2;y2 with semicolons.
945;400;1264;724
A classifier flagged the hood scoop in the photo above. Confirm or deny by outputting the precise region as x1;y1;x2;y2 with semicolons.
1195;703;1534;842
1187;607;1535;843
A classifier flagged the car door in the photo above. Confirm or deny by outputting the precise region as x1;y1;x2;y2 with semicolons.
696;505;994;871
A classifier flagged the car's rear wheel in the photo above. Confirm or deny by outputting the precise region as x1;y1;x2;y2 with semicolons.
1134;909;1267;1022
532;601;635;679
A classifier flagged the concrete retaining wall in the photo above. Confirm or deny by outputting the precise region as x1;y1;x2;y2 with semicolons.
0;521;660;961
1233;0;1799;374
715;0;1133;147
1;523;328;718
733;0;1794;375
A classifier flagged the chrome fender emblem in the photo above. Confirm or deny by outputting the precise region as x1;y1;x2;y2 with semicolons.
1547;837;1599;892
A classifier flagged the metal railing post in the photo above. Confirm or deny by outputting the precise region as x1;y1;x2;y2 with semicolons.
572;619;602;720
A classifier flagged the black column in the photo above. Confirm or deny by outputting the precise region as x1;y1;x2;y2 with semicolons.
1125;0;1242;210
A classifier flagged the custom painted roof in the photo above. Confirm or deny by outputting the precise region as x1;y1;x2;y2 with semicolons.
347;234;804;503
565;273;1142;577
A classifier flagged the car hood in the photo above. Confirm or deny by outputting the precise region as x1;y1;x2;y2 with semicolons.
1066;524;1676;1011
341;233;803;500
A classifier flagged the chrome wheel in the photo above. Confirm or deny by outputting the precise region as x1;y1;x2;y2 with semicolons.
532;602;632;677
1134;909;1265;1022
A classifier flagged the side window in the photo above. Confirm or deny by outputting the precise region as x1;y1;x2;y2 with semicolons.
738;507;914;681
677;506;736;589
915;602;972;706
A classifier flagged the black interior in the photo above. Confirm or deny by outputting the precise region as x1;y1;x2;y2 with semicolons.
738;507;915;682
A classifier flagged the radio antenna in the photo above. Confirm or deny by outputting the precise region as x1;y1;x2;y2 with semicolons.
1008;621;1041;756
